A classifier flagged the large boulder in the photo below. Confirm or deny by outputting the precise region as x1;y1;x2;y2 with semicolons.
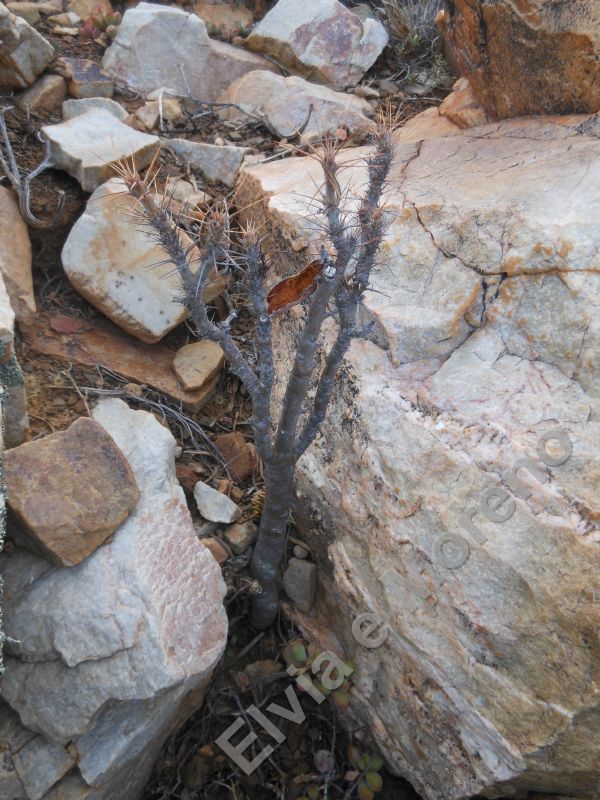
235;115;600;799
0;1;54;88
244;0;388;87
101;3;275;101
0;398;228;800
218;70;375;141
442;0;600;119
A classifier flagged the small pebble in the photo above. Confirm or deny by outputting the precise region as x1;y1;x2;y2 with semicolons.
293;544;308;559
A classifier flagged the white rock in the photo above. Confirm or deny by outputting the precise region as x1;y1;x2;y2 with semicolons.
0;186;35;322
62;178;195;343
18;74;66;115
0;272;15;363
235;116;600;799
48;10;79;24
0;398;227;800
0;1;54;88
194;481;241;524
0;261;29;449
163;138;248;187
62;96;128;121
42;109;159;192
218;70;375;141
0;274;28;449
245;0;388;87
12;735;74;800
164;176;209;207
102;3;275;102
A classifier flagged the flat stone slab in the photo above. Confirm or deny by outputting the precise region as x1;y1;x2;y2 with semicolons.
42;110;159;192
62;96;128;121
5;416;140;566
19;312;221;412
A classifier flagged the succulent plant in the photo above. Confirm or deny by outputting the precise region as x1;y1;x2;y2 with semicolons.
347;745;385;798
80;5;121;42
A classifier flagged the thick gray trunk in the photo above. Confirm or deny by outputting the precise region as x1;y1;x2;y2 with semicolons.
250;460;295;629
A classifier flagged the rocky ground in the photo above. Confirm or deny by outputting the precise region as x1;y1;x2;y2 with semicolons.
3;1;599;799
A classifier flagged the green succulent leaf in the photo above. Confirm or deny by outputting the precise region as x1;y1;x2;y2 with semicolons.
365;771;383;792
357;781;375;800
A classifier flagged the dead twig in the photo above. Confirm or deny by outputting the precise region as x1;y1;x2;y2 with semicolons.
0;106;65;229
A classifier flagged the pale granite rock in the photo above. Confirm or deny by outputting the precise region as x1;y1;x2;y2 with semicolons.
172;341;224;392
61;178;221;343
18;74;66;115
42;110;159;192
245;0;388;87
234;116;600;799
0;1;54;88
0;187;35;322
438;77;489;129
194;481;241;524
102;3;274;101
163;139;248;187
6;1;39;25
62;97;127;121
0;272;15;364
218;70;375;141
0;399;227;800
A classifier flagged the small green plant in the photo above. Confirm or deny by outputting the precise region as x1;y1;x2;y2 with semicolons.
207;19;252;42
80;5;121;42
377;0;452;93
283;639;355;712
347;745;385;799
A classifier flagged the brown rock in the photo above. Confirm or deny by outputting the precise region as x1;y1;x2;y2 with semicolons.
443;0;600;119
438;77;489;130
214;431;255;482
35;0;64;14
20;312;220;412
223;521;257;554
176;462;199;495
55;56;114;98
0;186;35;322
200;536;228;564
173;341;224;392
66;0;111;17
18;73;66;114
5;417;140;566
193;2;253;33
395;105;461;144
